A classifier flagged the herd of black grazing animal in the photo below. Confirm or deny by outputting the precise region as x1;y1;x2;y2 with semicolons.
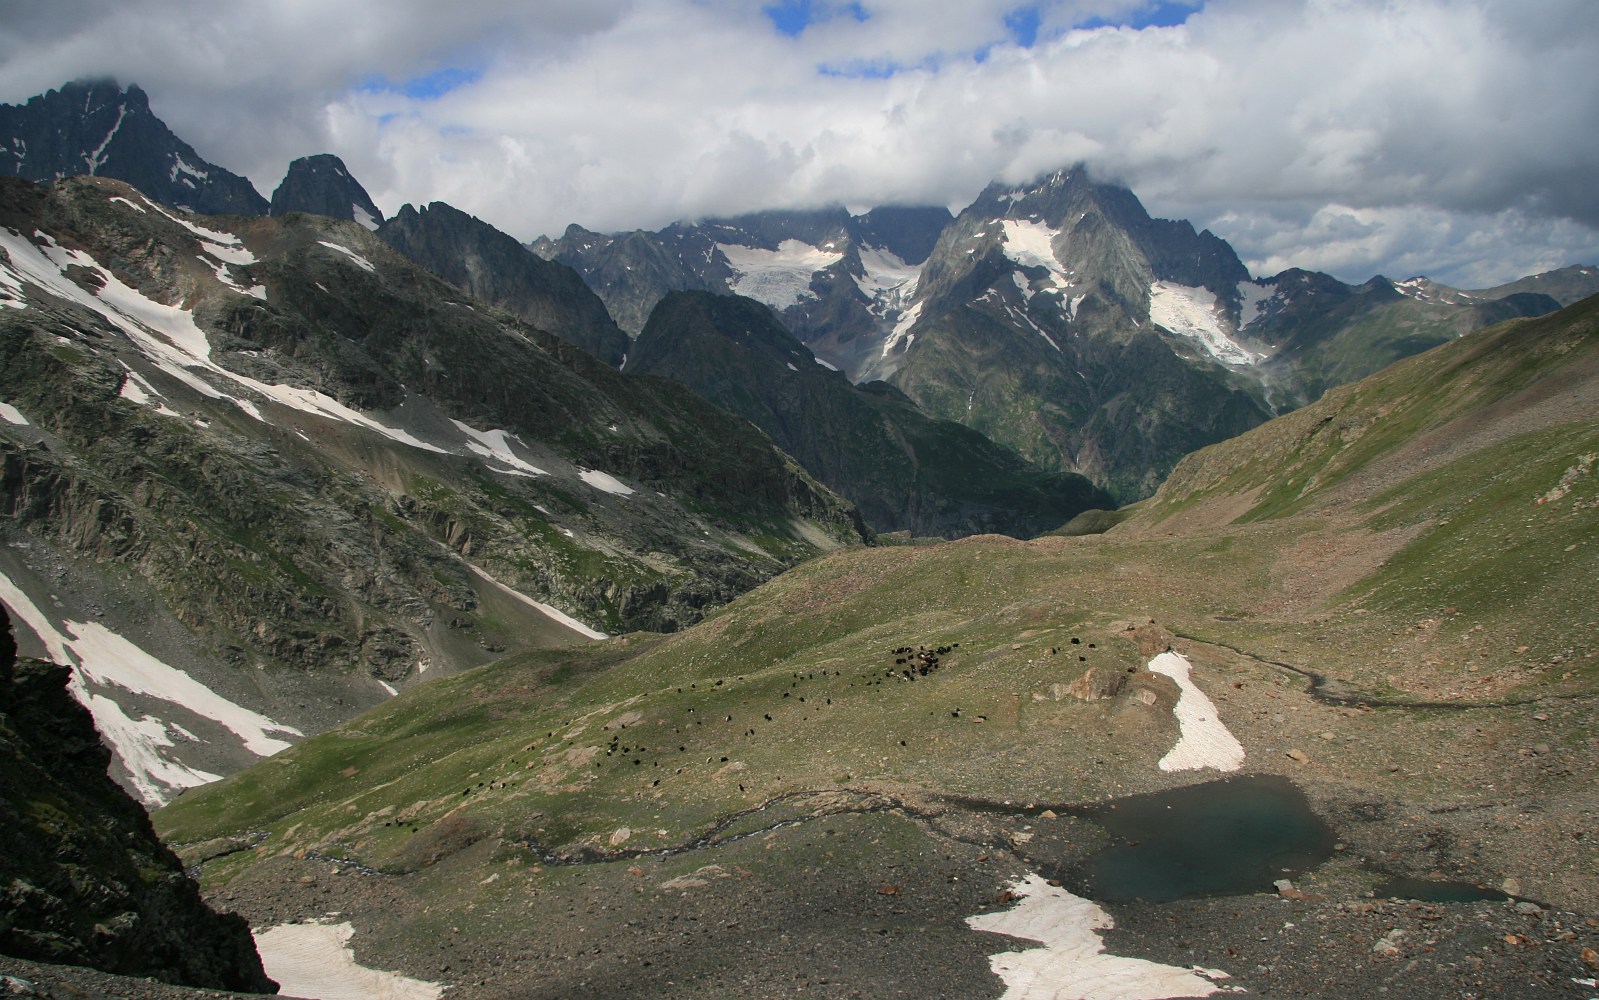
889;643;957;680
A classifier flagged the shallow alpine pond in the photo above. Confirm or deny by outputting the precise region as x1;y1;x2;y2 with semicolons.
1062;775;1337;903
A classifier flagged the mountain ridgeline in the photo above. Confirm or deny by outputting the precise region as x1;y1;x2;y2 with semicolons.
627;290;1113;537
0;79;267;216
269;152;386;229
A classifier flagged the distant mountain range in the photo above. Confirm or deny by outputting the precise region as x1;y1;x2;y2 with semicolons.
540;167;1595;500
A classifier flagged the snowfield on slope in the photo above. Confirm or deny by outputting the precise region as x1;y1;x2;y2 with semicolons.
255;920;443;1000
1148;282;1261;367
968;873;1238;999
0;569;301;806
1147;651;1245;772
717;239;842;310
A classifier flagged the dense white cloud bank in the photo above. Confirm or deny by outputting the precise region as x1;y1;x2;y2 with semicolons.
1;0;1594;286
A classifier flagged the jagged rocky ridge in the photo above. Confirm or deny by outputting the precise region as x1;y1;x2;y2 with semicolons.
626;290;1113;537
6;79;1594;504
0;173;866;802
0;79;267;216
534;204;953;373
0;607;276;992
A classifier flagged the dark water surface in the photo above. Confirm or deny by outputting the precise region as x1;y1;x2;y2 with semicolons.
1067;775;1337;903
1373;877;1509;903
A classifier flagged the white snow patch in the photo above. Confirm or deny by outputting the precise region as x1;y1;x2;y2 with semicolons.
466;564;608;640
255;920;443;1000
144;200;255;264
881;300;923;357
968;874;1238;999
854;244;920;301
452;420;547;477
1002;302;1061;352
1011;271;1037;302
352;204;381;231
117;366;159;405
814;356;838;372
1148;282;1261;366
717;239;842;310
108;195;147;213
1147;651;1244;772
0;251;26;309
785;362;798;372
378;680;399;697
317;240;376;273
169;155;209;184
202;256;266;300
1000;220;1070;292
579;468;635;496
0;570;298;806
0;401;28;425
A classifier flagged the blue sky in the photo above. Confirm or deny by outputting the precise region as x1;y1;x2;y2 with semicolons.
0;0;1594;286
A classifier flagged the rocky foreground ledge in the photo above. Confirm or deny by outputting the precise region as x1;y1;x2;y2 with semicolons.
0;608;275;994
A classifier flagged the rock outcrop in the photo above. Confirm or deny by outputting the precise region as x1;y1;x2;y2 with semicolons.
0;607;276;992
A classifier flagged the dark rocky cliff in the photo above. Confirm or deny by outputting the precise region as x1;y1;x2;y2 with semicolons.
0;607;275;992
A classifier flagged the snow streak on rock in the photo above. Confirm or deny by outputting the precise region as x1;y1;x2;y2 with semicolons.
465;564;609;641
452;420;548;477
0;226;445;453
317;240;377;273
579;468;635;496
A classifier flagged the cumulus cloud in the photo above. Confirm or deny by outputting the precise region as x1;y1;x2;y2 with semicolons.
0;0;1594;286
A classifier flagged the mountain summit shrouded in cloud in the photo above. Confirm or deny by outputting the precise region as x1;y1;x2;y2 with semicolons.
0;0;1595;287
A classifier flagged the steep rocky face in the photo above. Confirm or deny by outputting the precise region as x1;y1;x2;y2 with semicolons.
873;166;1575;501
535;223;720;337
269;153;384;229
0;174;866;802
0;79;267;216
627;290;1113;537
380;202;630;366
0;608;275;992
876;166;1271;501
